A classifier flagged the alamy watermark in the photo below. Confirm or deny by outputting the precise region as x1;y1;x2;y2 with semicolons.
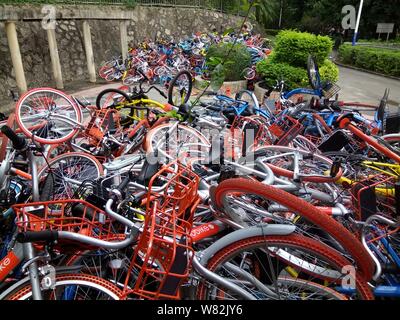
41;5;57;30
342;5;357;30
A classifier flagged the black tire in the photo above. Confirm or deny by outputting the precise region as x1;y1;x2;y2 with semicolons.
95;88;132;110
168;70;193;106
307;55;321;91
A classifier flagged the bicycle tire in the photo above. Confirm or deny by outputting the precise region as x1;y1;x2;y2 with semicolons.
197;234;374;300
168;70;193;106
37;152;104;200
15;88;82;145
95;88;132;110
213;178;375;281
144;122;210;159
3;274;123;300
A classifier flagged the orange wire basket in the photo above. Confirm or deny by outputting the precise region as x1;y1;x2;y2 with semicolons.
230;116;273;152
123;161;200;300
349;174;397;221
13;199;125;247
268;115;304;146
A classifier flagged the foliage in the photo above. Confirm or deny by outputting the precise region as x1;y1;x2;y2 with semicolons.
256;57;339;91
256;58;309;91
338;44;400;77
206;42;252;87
263;0;399;41
319;59;339;83
265;29;280;36
273;30;333;67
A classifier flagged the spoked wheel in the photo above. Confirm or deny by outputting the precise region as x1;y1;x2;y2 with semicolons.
38;152;104;201
3;274;123;300
196;234;373;300
144;122;210;161
213;179;375;281
307;55;321;91
123;72;144;86
15;88;82;145
168;70;192;106
96;88;132;110
65;247;136;291
242;68;256;81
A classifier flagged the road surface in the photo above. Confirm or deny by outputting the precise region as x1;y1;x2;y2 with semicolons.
337;66;400;110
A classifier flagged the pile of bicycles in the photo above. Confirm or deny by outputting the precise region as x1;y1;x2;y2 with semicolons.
0;55;399;300
98;31;271;86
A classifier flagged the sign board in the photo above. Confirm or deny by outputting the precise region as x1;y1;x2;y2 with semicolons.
377;23;395;34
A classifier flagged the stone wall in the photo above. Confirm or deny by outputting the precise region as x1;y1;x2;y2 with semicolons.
0;4;255;104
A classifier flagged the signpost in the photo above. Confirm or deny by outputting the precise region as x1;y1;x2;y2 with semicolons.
352;0;364;46
377;23;395;42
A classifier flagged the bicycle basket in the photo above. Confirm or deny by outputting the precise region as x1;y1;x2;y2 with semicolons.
231;116;273;154
13;199;125;246
349;174;397;221
268;115;304;146
124;161;200;300
322;82;341;99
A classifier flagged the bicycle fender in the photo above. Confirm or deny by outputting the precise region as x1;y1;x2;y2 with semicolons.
198;224;296;266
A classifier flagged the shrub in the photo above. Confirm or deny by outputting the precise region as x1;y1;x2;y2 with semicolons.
256;59;309;91
256;58;339;91
319;59;339;83
273;30;333;67
338;44;400;77
206;42;252;84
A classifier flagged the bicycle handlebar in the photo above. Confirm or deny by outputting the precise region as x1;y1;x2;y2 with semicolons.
17;230;59;243
1;125;27;151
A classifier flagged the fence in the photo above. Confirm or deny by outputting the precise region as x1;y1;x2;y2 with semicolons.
0;0;245;14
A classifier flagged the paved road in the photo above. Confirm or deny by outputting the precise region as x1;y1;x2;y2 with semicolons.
337;66;400;110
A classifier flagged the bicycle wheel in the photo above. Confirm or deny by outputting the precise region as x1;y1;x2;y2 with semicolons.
15;88;81;145
37;152;104;201
168;70;193;106
3;274;122;300
242;68;256;81
64;247;136;291
213;179;375;281
95;88;132;110
99;65;116;79
123;73;143;86
144;122;210;161
197;234;373;300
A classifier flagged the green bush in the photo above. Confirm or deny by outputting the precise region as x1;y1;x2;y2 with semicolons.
256;58;339;91
319;59;339;83
256;59;309;91
206;42;252;83
273;30;333;67
338;44;400;77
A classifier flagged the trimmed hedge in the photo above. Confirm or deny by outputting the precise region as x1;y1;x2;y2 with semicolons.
338;44;400;77
256;59;309;91
257;58;339;91
273;30;333;68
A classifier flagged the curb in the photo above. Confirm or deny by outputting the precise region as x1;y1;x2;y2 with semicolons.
333;60;400;81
